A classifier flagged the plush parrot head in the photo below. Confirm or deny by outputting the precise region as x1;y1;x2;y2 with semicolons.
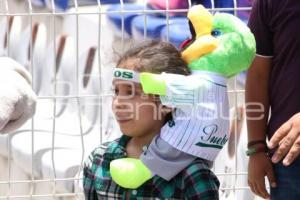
181;5;256;78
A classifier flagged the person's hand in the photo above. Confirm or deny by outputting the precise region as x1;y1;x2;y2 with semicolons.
0;57;37;134
248;152;276;199
268;113;300;166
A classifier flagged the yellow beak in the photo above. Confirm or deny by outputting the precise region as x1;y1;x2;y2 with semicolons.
189;5;213;38
182;35;218;64
182;5;218;64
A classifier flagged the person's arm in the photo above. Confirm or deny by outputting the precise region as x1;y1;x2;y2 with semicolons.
268;113;300;166
83;151;99;200
246;56;271;144
246;55;276;199
83;141;112;199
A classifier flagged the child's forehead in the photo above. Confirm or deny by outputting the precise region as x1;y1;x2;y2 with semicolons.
112;79;142;89
112;79;131;86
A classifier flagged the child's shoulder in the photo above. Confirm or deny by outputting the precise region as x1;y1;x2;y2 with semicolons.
88;135;131;160
180;158;220;192
90;138;122;157
90;142;111;157
84;138;122;170
181;158;217;180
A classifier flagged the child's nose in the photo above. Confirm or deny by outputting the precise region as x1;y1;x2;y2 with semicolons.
113;96;128;110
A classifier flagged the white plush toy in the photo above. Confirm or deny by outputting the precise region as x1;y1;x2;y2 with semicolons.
0;57;37;134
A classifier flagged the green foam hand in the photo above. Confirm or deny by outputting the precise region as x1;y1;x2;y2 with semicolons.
110;158;153;189
140;72;167;95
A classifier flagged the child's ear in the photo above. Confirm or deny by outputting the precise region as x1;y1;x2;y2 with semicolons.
151;94;161;102
161;105;173;116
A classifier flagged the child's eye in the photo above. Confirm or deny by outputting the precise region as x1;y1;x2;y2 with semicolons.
113;87;119;96
111;87;134;98
127;90;133;96
211;29;222;37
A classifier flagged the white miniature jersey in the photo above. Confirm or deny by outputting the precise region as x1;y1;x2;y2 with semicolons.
159;71;230;161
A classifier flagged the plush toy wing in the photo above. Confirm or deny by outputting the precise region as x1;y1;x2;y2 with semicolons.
0;57;37;134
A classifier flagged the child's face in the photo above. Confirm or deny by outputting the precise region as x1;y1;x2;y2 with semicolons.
112;62;166;138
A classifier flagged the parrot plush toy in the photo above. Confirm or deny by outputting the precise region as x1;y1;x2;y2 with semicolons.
110;5;256;189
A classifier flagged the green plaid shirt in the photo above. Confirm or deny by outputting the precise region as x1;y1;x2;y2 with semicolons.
83;135;220;200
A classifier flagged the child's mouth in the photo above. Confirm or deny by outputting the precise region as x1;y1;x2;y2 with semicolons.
116;115;133;124
117;119;132;123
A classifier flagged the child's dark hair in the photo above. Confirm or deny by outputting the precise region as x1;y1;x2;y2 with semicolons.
117;40;190;76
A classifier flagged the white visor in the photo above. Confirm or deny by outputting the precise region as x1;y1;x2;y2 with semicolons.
113;68;141;83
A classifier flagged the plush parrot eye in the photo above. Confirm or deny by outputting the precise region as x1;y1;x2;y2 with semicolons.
211;29;222;37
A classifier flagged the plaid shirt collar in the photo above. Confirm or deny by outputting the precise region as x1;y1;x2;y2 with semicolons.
103;135;130;160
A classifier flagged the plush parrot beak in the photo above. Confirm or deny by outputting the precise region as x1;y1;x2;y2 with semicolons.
182;35;218;64
182;5;218;64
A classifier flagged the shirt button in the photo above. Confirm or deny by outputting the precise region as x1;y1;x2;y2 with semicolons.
132;190;137;195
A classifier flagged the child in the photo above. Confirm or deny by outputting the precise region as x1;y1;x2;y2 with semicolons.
109;5;256;189
83;40;220;199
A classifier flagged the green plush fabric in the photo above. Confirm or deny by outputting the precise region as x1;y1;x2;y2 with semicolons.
188;13;256;78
